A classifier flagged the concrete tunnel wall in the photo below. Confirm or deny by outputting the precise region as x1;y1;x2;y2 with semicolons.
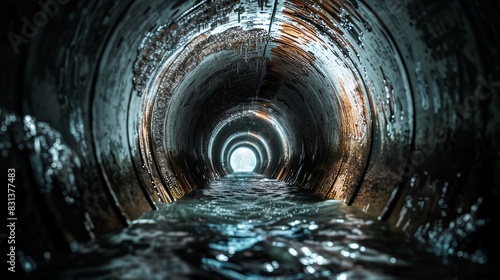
1;0;499;273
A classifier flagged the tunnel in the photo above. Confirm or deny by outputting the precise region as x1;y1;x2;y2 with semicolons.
1;0;499;278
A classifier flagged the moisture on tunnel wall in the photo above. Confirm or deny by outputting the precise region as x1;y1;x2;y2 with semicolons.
1;0;499;275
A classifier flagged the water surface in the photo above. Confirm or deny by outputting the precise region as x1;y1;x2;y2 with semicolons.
38;173;484;279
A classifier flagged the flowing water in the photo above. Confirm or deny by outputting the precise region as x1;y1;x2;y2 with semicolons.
33;173;487;279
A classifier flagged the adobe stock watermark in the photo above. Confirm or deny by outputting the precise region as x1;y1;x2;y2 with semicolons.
7;0;71;54
377;0;406;17
396;74;500;180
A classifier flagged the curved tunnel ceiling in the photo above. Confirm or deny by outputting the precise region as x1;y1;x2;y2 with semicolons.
1;0;500;273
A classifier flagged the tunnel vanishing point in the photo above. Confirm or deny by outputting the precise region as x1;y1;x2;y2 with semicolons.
1;0;500;276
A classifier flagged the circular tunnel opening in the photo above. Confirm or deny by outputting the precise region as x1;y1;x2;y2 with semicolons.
133;1;381;203
229;146;257;172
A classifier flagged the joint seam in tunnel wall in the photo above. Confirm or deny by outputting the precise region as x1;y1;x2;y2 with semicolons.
89;0;144;225
357;0;416;221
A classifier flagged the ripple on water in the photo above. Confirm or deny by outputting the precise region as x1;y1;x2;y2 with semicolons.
43;174;482;279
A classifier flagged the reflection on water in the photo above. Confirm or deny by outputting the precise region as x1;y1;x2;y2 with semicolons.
37;173;486;279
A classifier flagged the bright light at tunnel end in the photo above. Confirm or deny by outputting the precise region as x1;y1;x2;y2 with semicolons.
230;147;257;172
